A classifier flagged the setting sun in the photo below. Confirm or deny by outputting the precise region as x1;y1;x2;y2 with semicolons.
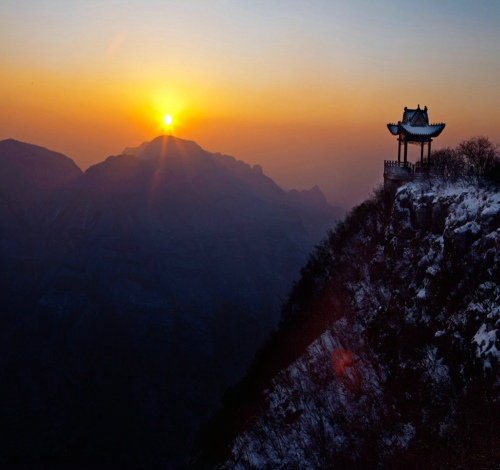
163;114;173;126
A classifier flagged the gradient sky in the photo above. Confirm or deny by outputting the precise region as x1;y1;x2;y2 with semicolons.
1;0;500;208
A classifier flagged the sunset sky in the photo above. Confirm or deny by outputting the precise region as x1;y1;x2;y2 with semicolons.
1;0;499;208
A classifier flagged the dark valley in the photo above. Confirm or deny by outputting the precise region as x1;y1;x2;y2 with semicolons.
0;136;342;464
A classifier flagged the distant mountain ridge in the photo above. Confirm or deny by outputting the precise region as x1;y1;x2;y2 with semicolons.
123;135;343;210
0;138;81;209
0;136;343;465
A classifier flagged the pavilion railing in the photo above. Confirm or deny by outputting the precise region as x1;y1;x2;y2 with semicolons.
384;160;413;176
384;160;430;178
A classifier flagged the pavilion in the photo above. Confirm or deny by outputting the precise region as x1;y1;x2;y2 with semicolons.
384;105;445;187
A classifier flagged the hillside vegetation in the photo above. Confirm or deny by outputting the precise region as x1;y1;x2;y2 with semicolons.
195;173;500;468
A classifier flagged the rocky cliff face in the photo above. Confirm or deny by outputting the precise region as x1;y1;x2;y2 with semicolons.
0;136;342;465
199;181;500;468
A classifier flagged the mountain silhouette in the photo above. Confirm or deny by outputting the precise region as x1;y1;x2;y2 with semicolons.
0;138;81;224
0;136;342;465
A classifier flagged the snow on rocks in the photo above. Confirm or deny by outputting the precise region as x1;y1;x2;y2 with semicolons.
473;324;500;367
222;180;500;468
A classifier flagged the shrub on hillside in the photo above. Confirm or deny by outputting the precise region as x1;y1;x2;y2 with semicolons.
432;136;499;186
431;147;465;182
458;136;499;184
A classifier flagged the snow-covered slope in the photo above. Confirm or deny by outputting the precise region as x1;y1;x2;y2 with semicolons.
202;181;500;468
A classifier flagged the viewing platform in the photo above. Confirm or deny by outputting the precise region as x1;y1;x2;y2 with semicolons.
384;160;427;189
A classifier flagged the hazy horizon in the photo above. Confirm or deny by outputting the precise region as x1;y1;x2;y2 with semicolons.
2;0;500;208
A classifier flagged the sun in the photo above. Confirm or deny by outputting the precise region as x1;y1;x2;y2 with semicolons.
163;114;173;126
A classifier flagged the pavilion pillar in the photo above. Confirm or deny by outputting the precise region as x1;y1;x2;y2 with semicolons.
428;139;432;167
420;141;424;166
404;140;408;166
398;138;401;164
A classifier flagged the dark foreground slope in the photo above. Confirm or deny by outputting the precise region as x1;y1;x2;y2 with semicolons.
195;181;500;468
0;137;342;465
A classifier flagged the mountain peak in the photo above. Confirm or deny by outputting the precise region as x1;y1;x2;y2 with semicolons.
288;184;328;205
122;135;205;161
0;139;79;167
0;138;82;193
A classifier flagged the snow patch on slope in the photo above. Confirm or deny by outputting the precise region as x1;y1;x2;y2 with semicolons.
223;181;500;468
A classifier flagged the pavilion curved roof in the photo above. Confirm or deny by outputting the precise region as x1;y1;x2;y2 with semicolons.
387;105;445;140
399;122;445;137
387;124;398;135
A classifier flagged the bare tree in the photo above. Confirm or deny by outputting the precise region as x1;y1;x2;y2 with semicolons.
457;136;498;184
431;147;466;181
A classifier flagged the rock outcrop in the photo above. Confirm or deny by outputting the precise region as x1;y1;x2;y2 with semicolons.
198;181;500;469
